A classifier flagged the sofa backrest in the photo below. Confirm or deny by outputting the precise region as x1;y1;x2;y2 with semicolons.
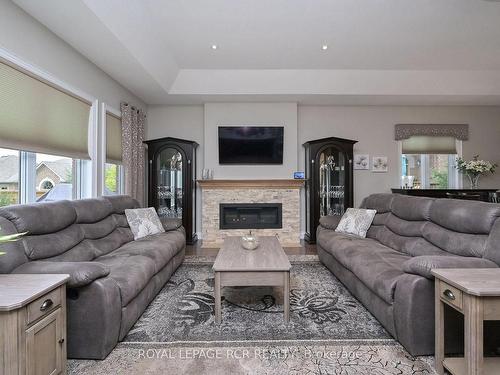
0;195;140;273
360;193;500;264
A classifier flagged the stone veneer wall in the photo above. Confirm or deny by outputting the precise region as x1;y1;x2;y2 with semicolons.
201;188;301;248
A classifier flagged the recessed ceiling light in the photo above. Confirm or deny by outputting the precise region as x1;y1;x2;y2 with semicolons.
321;45;328;50
211;44;218;50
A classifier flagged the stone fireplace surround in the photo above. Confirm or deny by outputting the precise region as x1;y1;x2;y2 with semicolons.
198;179;303;248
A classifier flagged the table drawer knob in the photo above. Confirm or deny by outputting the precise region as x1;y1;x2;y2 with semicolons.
40;299;54;311
443;289;455;301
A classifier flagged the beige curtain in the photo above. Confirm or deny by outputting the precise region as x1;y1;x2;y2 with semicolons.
121;103;146;205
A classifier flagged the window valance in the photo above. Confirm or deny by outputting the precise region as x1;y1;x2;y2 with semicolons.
395;124;468;141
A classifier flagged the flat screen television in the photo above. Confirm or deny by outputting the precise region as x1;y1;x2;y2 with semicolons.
218;126;284;164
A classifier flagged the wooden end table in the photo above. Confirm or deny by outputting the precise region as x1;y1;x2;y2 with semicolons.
432;268;500;375
0;274;70;375
212;236;292;324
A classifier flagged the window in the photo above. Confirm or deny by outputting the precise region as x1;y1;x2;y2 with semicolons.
401;154;459;189
35;153;73;202
0;148;20;206
103;107;124;195
104;163;123;195
400;136;461;189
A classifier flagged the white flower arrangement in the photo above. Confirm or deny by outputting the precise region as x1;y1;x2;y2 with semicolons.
456;155;497;188
456;155;497;176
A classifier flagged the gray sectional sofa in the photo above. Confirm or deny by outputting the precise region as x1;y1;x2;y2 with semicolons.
0;195;186;359
317;193;500;356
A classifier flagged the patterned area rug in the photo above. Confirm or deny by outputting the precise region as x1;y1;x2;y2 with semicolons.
68;259;436;374
123;262;389;342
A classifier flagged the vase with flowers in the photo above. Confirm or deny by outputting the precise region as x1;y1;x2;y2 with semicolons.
455;155;497;189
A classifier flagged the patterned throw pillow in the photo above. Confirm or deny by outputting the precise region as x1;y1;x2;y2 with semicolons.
125;207;165;240
335;208;377;238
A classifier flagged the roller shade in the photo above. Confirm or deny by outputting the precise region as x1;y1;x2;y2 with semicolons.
402;136;457;154
0;61;91;159
106;112;122;163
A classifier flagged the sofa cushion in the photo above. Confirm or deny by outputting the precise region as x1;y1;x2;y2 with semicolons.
429;199;500;234
23;224;84;260
422;222;488;257
403;255;498;279
96;254;157;307
0;200;76;235
391;195;433;221
71;198;113;224
319;215;342;230
103;230;184;273
160;217;183;232
104;195;140;214
360;193;393;213
320;231;410;304
12;261;110;288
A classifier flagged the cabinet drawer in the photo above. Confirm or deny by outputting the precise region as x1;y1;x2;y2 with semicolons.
27;287;61;325
439;281;463;310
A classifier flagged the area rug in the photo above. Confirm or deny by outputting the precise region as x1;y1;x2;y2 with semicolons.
68;259;436;374
123;261;390;342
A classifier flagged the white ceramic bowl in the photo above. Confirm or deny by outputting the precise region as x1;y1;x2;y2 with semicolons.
241;236;259;250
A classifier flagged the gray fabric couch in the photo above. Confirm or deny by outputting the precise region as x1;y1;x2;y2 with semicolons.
317;193;500;356
0;195;186;359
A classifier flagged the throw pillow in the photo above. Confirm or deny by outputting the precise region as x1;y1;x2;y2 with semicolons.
125;207;165;240
335;208;377;238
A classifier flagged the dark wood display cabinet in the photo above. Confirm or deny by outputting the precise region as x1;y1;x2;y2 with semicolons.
144;137;198;244
303;137;357;244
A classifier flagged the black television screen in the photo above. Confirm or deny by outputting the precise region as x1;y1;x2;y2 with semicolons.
218;126;284;164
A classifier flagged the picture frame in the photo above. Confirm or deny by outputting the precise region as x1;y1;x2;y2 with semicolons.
353;154;370;170
372;156;388;172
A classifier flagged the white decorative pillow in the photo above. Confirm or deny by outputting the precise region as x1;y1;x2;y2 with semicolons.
125;207;165;240
335;208;377;238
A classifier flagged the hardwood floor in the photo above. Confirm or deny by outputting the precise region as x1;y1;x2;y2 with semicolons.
186;240;317;257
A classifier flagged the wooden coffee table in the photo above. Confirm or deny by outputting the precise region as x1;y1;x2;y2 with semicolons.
212;236;292;324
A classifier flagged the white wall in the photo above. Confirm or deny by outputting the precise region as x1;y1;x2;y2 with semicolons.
299;105;500;206
0;0;144;109
147;104;500;236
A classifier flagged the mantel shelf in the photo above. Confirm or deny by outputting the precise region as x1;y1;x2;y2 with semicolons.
197;179;305;189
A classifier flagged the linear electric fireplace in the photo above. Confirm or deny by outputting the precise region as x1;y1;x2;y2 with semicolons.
219;203;282;230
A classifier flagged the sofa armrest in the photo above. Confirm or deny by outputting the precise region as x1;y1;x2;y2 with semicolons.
319;215;342;230
403;255;498;279
12;261;110;288
159;217;182;232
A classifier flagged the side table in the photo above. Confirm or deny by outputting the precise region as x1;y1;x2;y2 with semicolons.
0;274;70;375
432;268;500;375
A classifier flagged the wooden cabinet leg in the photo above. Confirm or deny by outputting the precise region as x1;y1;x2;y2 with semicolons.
464;295;484;375
283;271;290;323
214;272;221;324
435;280;445;375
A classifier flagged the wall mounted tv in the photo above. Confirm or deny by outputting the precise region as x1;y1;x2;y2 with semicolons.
218;126;284;164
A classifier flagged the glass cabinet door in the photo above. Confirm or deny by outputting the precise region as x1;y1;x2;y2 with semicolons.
318;147;346;217
156;147;183;218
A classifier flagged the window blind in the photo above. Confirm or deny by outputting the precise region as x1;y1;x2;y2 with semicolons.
106;112;122;163
0;61;91;159
402;136;457;154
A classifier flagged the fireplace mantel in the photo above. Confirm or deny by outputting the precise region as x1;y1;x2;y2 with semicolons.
197;179;304;189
